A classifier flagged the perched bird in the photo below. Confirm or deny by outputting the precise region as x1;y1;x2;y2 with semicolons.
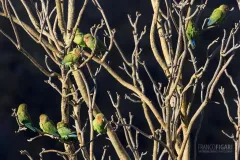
61;48;81;66
186;19;199;49
73;29;87;48
17;103;36;132
93;113;107;134
57;121;77;140
39;114;59;136
83;33;108;58
207;4;229;26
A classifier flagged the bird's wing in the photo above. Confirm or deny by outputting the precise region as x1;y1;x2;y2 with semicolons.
93;119;97;131
60;127;72;135
18;111;31;124
208;9;223;26
17;111;24;124
86;38;96;50
186;26;193;40
25;111;32;123
72;54;80;63
43;121;57;134
57;127;65;136
62;53;74;64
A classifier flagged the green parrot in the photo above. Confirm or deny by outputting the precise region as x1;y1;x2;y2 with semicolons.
57;121;77;140
17;103;36;132
93;113;107;134
39;114;59;137
73;29;87;48
83;33;108;58
186;19;199;49
61;48;81;66
207;4;229;26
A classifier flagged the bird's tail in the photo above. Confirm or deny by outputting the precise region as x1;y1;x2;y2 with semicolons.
189;40;196;49
68;133;78;138
207;19;213;26
35;128;43;134
24;123;36;132
53;132;60;137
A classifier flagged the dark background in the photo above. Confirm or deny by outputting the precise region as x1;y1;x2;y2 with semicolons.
0;0;240;159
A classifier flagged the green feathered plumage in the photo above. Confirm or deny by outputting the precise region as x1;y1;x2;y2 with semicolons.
207;4;229;26
73;29;87;48
83;34;108;58
186;20;199;49
93;113;107;134
17;103;36;132
62;48;81;66
57;121;77;140
39;114;59;137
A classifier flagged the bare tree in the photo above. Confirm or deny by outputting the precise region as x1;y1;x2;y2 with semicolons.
219;70;240;160
2;0;240;160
